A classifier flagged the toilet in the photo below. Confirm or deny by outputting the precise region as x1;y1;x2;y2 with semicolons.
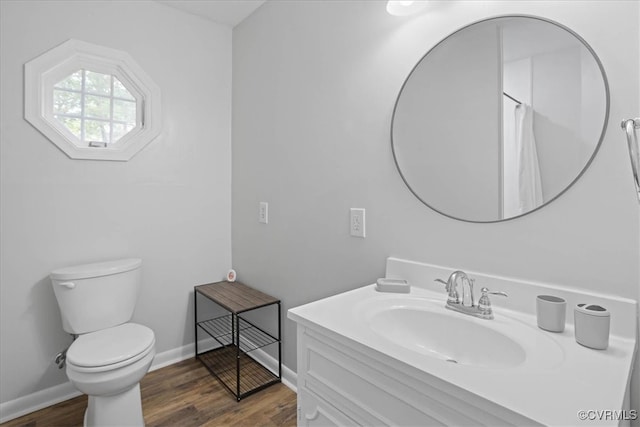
50;258;155;427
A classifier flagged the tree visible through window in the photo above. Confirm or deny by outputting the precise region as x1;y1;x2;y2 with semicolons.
53;69;137;146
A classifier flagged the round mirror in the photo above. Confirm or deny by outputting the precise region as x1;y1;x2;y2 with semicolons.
391;16;609;222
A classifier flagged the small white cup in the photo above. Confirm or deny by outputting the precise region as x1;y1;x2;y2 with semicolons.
536;295;566;332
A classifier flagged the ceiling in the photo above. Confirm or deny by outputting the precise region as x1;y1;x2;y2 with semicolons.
156;0;267;27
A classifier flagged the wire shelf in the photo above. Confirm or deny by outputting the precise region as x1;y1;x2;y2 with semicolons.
198;346;279;398
197;315;278;354
194;281;281;401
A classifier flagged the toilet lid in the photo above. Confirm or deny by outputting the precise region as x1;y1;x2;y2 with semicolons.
67;323;155;368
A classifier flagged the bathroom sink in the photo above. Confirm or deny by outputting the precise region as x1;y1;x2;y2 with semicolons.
359;296;564;370
369;307;525;368
289;258;638;426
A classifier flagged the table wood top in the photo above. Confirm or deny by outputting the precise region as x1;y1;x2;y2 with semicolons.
195;281;279;313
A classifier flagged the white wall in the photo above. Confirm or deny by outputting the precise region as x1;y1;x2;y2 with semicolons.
0;0;231;406
533;46;601;199
232;0;639;414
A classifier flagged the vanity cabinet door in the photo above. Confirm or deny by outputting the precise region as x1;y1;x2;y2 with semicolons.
298;388;358;427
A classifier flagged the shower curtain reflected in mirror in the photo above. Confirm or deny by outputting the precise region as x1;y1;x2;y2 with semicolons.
503;103;544;218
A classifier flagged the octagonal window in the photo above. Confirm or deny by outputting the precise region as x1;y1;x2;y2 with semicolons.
53;70;137;146
25;39;161;161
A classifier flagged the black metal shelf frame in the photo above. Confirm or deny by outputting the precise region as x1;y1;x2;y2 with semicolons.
194;286;282;402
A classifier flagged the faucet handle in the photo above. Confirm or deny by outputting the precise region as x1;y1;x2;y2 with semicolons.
481;287;508;298
478;287;507;319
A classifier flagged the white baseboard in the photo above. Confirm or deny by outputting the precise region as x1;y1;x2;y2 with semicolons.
0;381;82;424
246;346;297;393
149;342;196;372
0;341;297;424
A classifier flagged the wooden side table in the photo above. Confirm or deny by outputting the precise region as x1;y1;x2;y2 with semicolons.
194;280;281;401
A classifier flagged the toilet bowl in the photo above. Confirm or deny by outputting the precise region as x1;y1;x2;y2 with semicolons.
66;323;155;426
51;259;155;427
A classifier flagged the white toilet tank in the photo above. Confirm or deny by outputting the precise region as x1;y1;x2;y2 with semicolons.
50;258;142;334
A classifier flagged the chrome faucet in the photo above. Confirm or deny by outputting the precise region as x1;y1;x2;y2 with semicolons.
435;270;466;306
437;270;477;307
435;271;507;320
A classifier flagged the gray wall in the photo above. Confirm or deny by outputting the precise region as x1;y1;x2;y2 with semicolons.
0;0;232;404
232;0;639;408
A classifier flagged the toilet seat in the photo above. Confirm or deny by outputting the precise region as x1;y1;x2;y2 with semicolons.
67;323;155;373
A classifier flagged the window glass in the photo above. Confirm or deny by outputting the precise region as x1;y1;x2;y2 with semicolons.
54;70;82;91
53;90;81;115
52;69;137;145
112;123;135;142
84;94;110;119
85;119;109;143
113;78;135;100
85;70;111;95
113;99;136;123
58;117;82;139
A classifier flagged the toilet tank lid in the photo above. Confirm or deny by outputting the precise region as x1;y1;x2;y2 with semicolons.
50;258;142;281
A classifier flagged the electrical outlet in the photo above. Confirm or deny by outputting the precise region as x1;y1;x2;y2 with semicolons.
259;202;268;224
350;208;366;238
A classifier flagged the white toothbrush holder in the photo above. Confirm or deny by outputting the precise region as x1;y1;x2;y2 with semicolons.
574;303;610;350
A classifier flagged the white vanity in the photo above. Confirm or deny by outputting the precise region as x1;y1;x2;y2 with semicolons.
288;258;637;426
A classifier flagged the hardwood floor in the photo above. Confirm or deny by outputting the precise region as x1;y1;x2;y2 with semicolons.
2;358;297;427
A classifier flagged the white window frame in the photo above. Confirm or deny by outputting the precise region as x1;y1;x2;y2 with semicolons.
25;39;161;161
